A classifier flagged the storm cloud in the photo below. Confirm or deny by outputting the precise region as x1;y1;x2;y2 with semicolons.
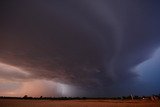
0;0;160;97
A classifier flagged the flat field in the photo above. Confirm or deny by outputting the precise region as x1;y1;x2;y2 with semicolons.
0;99;160;107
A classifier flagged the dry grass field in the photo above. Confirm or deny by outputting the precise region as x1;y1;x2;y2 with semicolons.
0;99;160;107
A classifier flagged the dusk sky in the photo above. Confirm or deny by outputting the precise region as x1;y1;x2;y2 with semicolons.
0;0;160;97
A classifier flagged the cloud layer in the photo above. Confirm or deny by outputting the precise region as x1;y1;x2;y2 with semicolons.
0;0;160;97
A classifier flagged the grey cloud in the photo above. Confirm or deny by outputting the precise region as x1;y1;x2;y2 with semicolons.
0;62;31;81
1;0;160;96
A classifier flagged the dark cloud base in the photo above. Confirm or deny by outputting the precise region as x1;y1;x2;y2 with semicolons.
0;0;160;97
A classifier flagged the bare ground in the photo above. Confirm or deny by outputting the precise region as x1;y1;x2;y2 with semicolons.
0;99;160;107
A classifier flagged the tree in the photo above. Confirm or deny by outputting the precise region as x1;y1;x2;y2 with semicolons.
23;95;28;99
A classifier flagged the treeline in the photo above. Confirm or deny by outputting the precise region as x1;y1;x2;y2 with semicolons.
0;94;160;100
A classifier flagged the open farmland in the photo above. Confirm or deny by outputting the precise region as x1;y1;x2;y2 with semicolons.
0;99;160;107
